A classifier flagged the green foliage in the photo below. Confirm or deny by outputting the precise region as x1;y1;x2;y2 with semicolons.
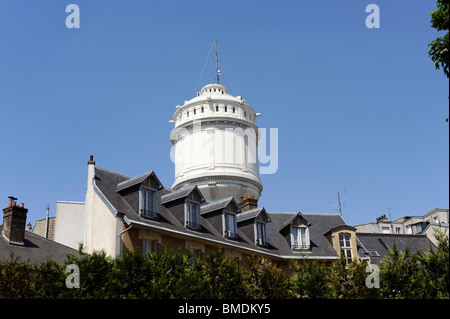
0;232;448;299
428;0;449;78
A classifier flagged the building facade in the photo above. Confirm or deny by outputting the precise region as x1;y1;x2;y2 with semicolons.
355;208;449;246
52;84;438;272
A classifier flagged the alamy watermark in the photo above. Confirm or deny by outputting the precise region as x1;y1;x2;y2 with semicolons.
169;120;278;175
65;264;80;289
365;263;380;289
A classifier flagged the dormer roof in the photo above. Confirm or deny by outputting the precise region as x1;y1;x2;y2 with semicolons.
116;171;163;192
160;185;206;205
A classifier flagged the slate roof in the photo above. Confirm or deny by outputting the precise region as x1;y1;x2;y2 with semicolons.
201;197;236;215
91;165;436;262
0;225;78;264
160;185;205;205
266;212;345;258
116;170;162;192
237;207;267;223
356;233;436;265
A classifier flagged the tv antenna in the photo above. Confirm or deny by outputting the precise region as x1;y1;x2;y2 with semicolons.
381;207;395;221
321;187;347;216
214;37;221;84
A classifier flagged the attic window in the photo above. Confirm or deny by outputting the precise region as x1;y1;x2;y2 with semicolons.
368;250;380;257
185;192;201;230
339;233;352;263
256;220;267;247
291;226;309;250
224;210;237;239
141;184;158;220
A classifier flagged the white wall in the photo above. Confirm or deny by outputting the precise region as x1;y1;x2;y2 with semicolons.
54;201;86;250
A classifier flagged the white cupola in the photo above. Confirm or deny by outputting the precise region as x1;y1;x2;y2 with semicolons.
169;83;263;202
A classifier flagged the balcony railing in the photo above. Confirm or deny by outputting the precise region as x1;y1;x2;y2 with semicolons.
292;244;311;251
186;220;201;230
141;209;158;220
224;230;238;240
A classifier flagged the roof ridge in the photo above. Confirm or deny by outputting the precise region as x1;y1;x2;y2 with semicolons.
95;166;131;179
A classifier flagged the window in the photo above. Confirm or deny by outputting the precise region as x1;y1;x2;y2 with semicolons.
187;111;189;117
406;225;412;234
141;189;157;219
395;227;401;234
233;107;235;113
142;239;157;255
224;105;228;112
256;220;267;246
368;250;380;257
224;211;237;239
194;109;196;115
201;106;204;113
216;105;219;112
244;111;247;118
339;233;352;263
186;200;201;230
291;226;309;250
433;216;439;223
381;227;390;234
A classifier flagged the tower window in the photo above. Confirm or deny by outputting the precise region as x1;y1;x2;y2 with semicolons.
187;111;189;117
244;111;247;118
216;105;219;112
201;107;204;113
194;109;196;115
233;107;235;113
224;105;228;112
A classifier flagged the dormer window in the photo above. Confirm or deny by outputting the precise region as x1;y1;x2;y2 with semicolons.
224;208;237;239
186;200;200;230
256;219;267;247
291;225;309;250
140;177;159;220
142;189;156;218
339;233;352;263
281;213;311;251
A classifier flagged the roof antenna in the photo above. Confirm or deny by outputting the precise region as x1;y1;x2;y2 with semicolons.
214;37;221;84
321;187;347;216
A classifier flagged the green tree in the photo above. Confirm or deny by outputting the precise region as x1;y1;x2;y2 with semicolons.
0;252;32;298
429;0;450;78
201;249;248;299
428;0;449;122
246;256;291;299
291;259;330;299
30;258;66;298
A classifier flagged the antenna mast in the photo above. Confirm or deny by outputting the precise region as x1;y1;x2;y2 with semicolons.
214;37;221;84
321;187;347;216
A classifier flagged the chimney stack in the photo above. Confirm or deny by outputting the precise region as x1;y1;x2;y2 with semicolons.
2;196;28;245
238;195;258;212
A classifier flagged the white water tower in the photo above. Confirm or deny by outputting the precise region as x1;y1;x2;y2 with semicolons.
170;83;263;202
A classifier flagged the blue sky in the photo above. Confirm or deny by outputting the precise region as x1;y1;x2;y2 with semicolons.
0;0;448;227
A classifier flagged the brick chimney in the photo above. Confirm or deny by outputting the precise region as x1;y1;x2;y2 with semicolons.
2;196;28;245
238;195;258;212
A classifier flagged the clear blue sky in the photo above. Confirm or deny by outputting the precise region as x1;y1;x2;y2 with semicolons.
0;0;448;227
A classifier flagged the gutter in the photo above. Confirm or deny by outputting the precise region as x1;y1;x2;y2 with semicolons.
123;216;339;261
